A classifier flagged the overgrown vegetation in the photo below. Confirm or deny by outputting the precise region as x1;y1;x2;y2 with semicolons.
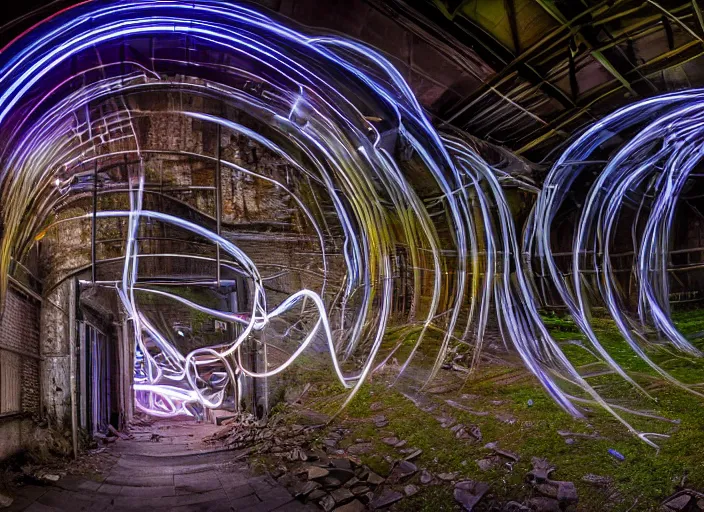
262;308;704;511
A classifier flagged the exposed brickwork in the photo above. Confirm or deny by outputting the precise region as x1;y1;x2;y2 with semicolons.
22;357;40;413
1;288;40;355
0;288;41;415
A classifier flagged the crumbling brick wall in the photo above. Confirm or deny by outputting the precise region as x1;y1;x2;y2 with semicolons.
0;287;41;461
0;288;41;413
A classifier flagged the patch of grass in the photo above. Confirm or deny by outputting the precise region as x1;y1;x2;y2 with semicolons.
264;309;704;511
396;485;456;511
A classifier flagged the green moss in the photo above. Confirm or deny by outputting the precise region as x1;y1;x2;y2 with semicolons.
262;309;704;511
396;486;456;511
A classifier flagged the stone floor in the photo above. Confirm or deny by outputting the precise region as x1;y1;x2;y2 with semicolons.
5;420;317;512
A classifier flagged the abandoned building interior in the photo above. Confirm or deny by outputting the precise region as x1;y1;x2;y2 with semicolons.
3;1;704;511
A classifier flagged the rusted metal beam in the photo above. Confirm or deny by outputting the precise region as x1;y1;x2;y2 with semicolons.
504;0;521;54
694;0;704;35
377;0;576;119
517;39;704;154
532;0;638;96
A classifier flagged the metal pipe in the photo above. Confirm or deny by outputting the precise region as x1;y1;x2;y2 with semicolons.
216;123;222;287
68;279;79;460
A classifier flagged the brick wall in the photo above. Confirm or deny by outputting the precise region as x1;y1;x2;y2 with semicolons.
0;287;41;461
22;358;40;413
0;287;41;414
1;288;41;355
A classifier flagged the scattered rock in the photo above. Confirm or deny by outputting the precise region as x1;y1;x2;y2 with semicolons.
331;488;354;505
382;437;399;446
403;449;422;461
468;425;482;441
271;465;287;479
370;402;384;412
438;472;459;481
556;481;578;503
395;439;407;448
388;460;417;483
404;484;419;497
348;443;373;455
308;466;330;480
372;415;388;428
288;447;308;461
321;477;342;489
664;494;691;510
495;413;516;425
581;474;612;487
370;490;404;509
535;482;558;499
335;500;367;512
294;480;320;499
565;438;575;445
526;457;555;483
309;489;327;501
662;490;704;511
476;456;501;471
332;459;354;471
0;494;13;509
420;470;434;485
532;472;578;505
327;467;355;482
525;497;560;511
307;449;328;463
320;494;336;512
366;471;385;486
484;442;520;462
343;477;360;489
436;416;456;428
454;480;489;511
452;425;474;440
351;485;371;496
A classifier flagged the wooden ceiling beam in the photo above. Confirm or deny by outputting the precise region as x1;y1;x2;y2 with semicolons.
516;38;704;155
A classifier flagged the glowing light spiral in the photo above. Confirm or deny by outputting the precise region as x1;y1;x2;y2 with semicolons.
0;0;702;447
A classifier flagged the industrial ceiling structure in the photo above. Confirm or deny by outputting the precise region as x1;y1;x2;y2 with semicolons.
2;0;704;479
5;0;704;165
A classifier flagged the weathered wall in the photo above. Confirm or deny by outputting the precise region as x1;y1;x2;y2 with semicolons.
0;287;42;460
39;280;75;430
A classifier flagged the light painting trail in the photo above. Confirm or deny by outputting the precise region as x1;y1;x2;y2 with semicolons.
0;0;702;448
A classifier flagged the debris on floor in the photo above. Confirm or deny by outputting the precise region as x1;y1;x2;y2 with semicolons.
0;493;13;509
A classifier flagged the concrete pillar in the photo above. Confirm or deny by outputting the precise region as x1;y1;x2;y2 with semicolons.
116;316;134;428
39;280;76;430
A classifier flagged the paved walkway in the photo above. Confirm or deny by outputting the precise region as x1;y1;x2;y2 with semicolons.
6;420;316;512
